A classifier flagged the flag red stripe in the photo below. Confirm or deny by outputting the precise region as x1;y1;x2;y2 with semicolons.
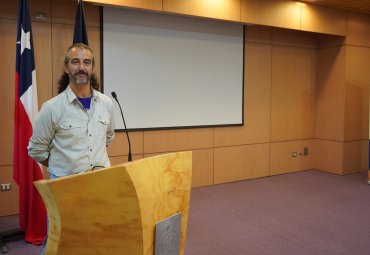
14;72;20;184
14;80;46;243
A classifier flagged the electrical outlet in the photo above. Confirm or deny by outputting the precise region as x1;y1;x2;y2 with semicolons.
303;147;308;156
292;152;298;157
0;183;11;191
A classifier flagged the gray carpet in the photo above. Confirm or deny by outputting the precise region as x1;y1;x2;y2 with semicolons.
1;170;369;255
185;170;370;255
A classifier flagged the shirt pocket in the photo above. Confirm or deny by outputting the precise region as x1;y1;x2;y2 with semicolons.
96;119;110;141
59;121;87;141
98;119;110;126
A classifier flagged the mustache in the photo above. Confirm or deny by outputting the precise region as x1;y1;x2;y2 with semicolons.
74;70;88;76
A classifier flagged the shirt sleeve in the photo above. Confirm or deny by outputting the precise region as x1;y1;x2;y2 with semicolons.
106;99;116;146
28;102;55;162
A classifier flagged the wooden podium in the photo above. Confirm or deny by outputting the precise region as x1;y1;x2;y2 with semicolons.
34;151;192;255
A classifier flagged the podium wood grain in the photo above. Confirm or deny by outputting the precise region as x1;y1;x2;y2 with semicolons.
34;151;192;255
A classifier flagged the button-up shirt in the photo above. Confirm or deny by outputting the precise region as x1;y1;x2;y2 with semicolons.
28;85;115;177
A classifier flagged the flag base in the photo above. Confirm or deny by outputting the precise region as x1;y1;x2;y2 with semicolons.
0;228;24;253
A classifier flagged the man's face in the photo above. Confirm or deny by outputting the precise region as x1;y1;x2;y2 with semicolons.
64;47;94;86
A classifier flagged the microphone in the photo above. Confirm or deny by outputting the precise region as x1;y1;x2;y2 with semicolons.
111;91;132;162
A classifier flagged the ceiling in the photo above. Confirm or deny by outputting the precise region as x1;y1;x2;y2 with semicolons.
300;0;370;15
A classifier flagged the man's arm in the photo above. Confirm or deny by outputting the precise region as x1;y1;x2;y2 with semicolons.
106;100;116;146
28;102;55;164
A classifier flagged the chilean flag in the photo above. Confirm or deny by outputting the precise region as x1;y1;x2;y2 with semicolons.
13;0;46;245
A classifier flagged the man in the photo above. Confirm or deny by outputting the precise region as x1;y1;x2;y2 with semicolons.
28;43;115;178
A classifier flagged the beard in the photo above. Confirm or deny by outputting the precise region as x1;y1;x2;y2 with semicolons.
69;71;92;85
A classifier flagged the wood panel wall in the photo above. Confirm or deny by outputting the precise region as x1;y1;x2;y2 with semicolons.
1;0;369;216
315;12;370;175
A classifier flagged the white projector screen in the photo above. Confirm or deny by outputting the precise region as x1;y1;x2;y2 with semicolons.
103;7;244;130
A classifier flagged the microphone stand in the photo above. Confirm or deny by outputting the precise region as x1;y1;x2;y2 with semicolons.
111;92;132;162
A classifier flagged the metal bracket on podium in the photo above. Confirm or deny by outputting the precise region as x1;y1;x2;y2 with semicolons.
154;212;182;255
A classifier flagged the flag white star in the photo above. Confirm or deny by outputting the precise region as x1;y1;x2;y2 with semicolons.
16;26;31;55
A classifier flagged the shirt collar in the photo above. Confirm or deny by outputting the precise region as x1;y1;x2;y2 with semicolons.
65;85;98;103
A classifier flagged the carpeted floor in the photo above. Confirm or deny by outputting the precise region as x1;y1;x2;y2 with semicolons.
1;170;369;255
185;170;370;255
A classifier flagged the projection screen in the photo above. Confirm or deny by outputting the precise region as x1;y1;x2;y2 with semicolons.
103;7;244;130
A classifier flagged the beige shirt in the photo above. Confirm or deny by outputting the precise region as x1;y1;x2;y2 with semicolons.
28;85;115;177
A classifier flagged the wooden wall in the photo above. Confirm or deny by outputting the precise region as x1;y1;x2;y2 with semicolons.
1;0;369;216
316;12;370;174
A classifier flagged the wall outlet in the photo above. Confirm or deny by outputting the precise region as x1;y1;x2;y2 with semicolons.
292;152;298;157
0;183;11;191
303;147;308;156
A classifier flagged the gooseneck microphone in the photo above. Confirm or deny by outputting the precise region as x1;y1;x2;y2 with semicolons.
111;91;132;162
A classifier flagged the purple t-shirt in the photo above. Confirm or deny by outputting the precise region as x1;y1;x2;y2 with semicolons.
77;96;92;109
